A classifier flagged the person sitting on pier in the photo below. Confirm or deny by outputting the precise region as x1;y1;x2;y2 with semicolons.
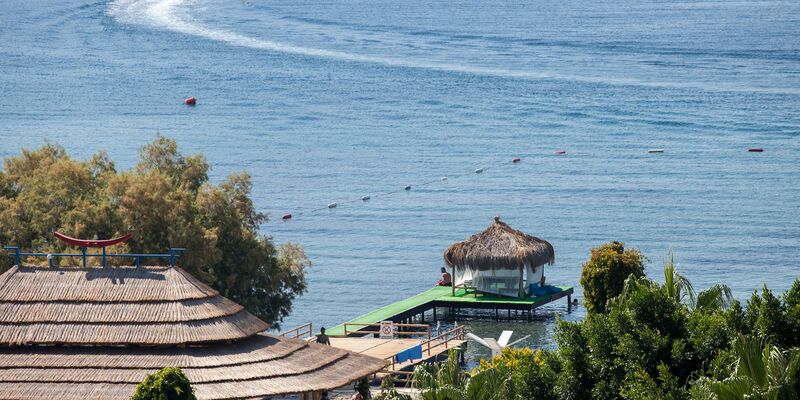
316;327;331;345
438;267;452;286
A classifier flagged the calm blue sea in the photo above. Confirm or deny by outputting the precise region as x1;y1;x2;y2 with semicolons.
1;0;799;355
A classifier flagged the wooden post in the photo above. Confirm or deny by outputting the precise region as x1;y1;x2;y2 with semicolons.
312;391;321;400
518;265;525;298
433;307;437;321
451;265;456;296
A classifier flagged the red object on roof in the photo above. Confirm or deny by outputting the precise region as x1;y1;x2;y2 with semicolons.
184;97;197;106
54;232;134;248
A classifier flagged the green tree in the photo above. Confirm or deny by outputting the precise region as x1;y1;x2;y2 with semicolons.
0;137;309;328
744;285;798;349
409;273;798;400
580;241;646;313
556;256;747;400
131;367;197;400
692;335;800;400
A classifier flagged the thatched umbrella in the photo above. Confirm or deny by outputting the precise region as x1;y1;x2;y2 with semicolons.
443;216;555;297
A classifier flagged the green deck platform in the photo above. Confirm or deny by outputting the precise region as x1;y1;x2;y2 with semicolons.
327;285;574;337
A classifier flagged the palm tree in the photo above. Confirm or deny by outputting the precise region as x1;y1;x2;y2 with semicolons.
662;250;734;312
412;349;511;400
412;349;467;400
663;250;695;305
694;335;800;400
694;284;735;312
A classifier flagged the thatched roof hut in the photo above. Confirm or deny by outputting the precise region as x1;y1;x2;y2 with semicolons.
443;217;555;298
0;265;385;400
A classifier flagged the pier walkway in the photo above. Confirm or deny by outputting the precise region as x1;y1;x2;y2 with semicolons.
327;285;573;337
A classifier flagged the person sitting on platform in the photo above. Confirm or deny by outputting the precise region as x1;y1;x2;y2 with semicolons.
316;327;331;345
437;267;452;286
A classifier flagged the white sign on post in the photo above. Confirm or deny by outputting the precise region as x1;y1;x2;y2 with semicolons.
379;320;394;339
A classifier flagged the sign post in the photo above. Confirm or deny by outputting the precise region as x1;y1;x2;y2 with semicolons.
379;320;394;339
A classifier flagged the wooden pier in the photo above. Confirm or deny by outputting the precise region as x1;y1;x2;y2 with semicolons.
282;322;465;384
329;325;465;380
326;285;574;337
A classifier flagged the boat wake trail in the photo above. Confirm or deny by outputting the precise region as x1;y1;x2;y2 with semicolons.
107;0;561;79
108;0;799;94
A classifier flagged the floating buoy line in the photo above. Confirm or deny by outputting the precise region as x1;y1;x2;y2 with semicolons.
268;147;765;223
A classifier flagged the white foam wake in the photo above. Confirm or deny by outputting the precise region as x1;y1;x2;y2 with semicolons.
108;0;799;94
108;0;561;79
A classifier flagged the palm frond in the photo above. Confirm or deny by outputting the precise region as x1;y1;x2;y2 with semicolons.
733;335;769;388
696;284;734;311
465;367;510;400
663;251;695;305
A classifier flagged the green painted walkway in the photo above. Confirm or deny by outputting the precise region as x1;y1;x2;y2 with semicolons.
326;285;573;336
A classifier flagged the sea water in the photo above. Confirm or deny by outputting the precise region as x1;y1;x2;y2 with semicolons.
1;0;798;358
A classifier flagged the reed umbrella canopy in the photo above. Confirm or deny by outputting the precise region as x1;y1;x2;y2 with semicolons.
0;263;385;400
443;217;555;298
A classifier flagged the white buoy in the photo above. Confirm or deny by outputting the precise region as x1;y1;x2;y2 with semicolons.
361;195;370;201
441;177;447;181
648;149;664;154
328;202;337;208
474;168;484;174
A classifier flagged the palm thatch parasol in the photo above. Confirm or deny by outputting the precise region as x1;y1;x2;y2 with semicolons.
444;216;554;270
443;216;555;297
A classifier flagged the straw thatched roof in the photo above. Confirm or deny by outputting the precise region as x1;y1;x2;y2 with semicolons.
443;217;555;271
0;266;267;346
0;335;384;399
0;265;386;399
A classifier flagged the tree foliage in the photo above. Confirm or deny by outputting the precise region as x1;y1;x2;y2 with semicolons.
0;137;309;328
579;241;646;313
413;247;800;400
692;335;800;400
131;367;196;400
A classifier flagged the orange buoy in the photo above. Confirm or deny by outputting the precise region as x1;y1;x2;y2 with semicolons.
748;148;764;152
184;97;197;106
512;158;521;163
555;150;566;155
282;214;292;220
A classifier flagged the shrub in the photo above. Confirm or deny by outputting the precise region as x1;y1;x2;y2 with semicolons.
131;367;196;400
580;241;646;313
